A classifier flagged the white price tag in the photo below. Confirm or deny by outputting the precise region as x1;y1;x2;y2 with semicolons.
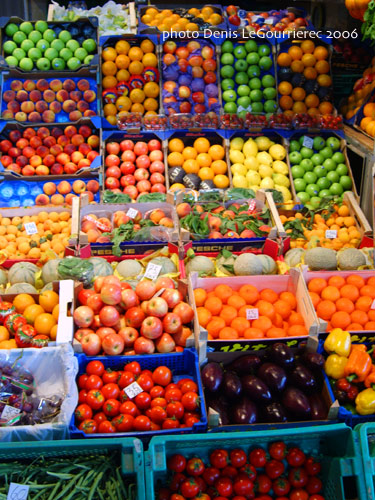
144;263;162;281
24;222;38;235
264;17;274;24
302;136;314;149
246;308;259;320
1;405;21;421
124;381;143;399
325;230;337;239
133;439;142;453
251;15;263;22
7;483;29;500
371;299;375;310
126;208;139;219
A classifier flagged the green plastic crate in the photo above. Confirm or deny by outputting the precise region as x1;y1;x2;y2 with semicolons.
0;438;145;500
145;424;365;500
355;423;375;500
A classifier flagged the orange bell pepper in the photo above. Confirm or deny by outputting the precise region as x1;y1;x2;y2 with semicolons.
365;365;375;389
344;345;373;383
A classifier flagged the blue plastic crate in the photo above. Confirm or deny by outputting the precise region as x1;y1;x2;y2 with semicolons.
70;348;207;439
355;423;375;500
0;437;145;500
145;424;366;500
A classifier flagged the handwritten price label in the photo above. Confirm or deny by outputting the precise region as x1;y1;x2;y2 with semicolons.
302;136;314;149
1;405;21;421
126;208;138;219
24;222;38;235
325;230;337;239
124;382;143;399
246;308;259;320
7;483;29;500
144;263;162;280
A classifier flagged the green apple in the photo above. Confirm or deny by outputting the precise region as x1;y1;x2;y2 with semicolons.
336;163;348;176
3;40;17;54
246;52;259;65
264;100;277;112
289;140;301;152
245;40;258;52
222;40;234;53
326;136;340;151
237;85;250;96
59;30;72;43
289;151;302;165
263;87;276;100
306;184;319;197
28;30;42;44
247;65;260;77
36;57;51;71
13;31;27;44
332;152;345;164
19;58;34;71
235;72;248;85
43;29;57;43
300;159;314;171
51;39;64;52
320;146;333;159
59;47;73;62
224;102;237;113
21;39;34;53
340;175;352;190
221;53;234;65
249;77;261;90
313;136;325;150
317;177;331;190
221;65;234;78
311;153;323;166
294;178;306;191
250;89;262;102
327;170;340;183
67;57;81;70
234;45;247;59
36;39;49;51
314;165;327;178
84;55;94;65
5;23;19;37
5;56;18;67
262;74;275;88
223;89;237;102
309;196;321;208
75;47;88;61
83;39;97;53
329;182;343;195
45;47;58;60
20;22;33;35
235;59;248;72
35;20;48;33
319;189;331;198
13;48;26;61
323;158;337;171
258;44;271;56
259;56;272;71
52;57;66;70
28;47;42;61
238;96;251;109
251;102;264;113
300;147;313;159
297;192;310;204
304;171;317;184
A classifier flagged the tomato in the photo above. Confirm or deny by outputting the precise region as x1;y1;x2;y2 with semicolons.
166;401;184;420
181;392;199;411
170;495;185;500
150;405;167;424
255;474;272;494
249;448;267;468
306;476;323;494
255;496;272;500
152;366;172;386
180;380;198;394
135;392;151;410
181;478;200;498
240;464;257;482
229;449;247;468
102;383;120;400
183;412;200;424
185;416;200;427
158;488;172;500
304;457;321;476
86;390;104;410
215;477;233;497
308;495;325;500
232;497;246;500
125;361;141;375
98;420;115;433
289;488;309;500
265;459;284;479
85;374;103;391
269;441;287;461
75;403;92;421
150;385;165;399
78;374;88;389
221;466;238;479
134;415;151;431
86;360;104;376
287;448;306;467
170;472;186;492
195;476;207;492
102;369;119;384
117;413;135;432
137;373;154;392
120;401;139;417
194;494;210;500
162;418;180;429
93;412;107;425
210;449;229;469
167;454;186;473
103;398;120;417
151;397;167;409
273;477;291;496
186;458;205;477
118;371;135;389
203;467;220;485
78;419;97;434
289;467;308;488
78;389;88;404
233;475;254;496
165;388;182;402
165;383;179;392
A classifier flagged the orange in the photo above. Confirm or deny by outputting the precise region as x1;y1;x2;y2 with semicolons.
368;310;375;321
304;67;318;80
301;40;315;53
115;39;130;55
305;94;320;108
140;39;154;53
252;316;272;333
199;167;214;180
52;304;59;322
347;323;363;331
231;317;250;333
183;159;199;174
197;307;212;327
331;311;351;329
360;285;375;298
211;160;227;175
277;52;292;67
259;288;278;304
266;327;286;338
319;102;333;115
219;327;238;340
292;101;307;113
302;54;316;67
336;298;355;313
102;75;118;89
309;292;321;308
292;87;306;101
115;54;130;69
208;145;225;160
280;95;294;111
288;312;305;326
274;313;284;328
214;175;229;189
24;304;45;325
169;138;185;153
197;153;212;168
168;151;184;167
347;275;365;288
220;306;238;326
288;325;308;336
279;291;297;309
308;278;327;294
244;327;264;339
116;96;131;111
355;296;373;312
206;317;226;338
50;324;58;341
239;284;259;304
128;47;143;61
194;288;207;307
0;326;9;342
144;82;159;98
314;46;328;60
365;322;375;330
205;296;223;315
315;60;330;74
103;103;117;116
227;295;246;310
102;61;117;76
317;74;332;87
182;147;197;160
102;47;117;61
116;69;130;81
340;284;360;302
328;275;346;288
144;98;158;112
214;284;233;303
256;300;275;320
291;60;304;73
39;290;59;313
274;300;292;319
316;300;336;320
321;286;340;302
278;81;292;96
368;277;375;287
288;45;303;60
142;52;157;67
13;293;35;313
350;310;368;325
129;61;144;75
131;102;144;114
194;137;210;153
34;313;56;336
0;340;17;349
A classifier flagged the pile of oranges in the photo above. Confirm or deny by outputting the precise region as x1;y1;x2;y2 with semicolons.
140;6;223;32
102;38;159;124
0;290;59;349
194;283;308;340
308;274;375;332
168;137;230;190
277;40;333;116
359;101;375;137
340;57;375;122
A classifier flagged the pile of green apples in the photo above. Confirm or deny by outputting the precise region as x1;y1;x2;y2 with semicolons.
3;20;97;71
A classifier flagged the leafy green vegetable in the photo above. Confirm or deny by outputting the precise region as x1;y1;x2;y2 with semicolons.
103;191;132;204
226;188;256;200
58;258;94;287
137;193;166;203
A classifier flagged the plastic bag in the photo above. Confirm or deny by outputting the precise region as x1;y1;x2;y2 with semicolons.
0;345;78;442
58;257;94;287
132;226;172;242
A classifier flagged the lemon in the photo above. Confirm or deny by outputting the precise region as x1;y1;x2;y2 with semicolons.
243;139;258;157
275;185;292;201
272;160;288;175
256;151;272;167
255;136;272;151
246;171;261;185
230;137;244;151
260;177;274;189
249;185;260;192
229;150;245;164
269;144;286;161
273;173;290;188
231;163;247;176
259;164;273;178
232;175;248;188
244;157;259;171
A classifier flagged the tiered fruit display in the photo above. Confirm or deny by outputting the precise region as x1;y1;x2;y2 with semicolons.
3;20;97;71
104;137;165;198
229;135;292;202
2;78;97;123
140;6;223;32
195;283;308;340
277;40;334;116
162;40;220;116
102;38;159;125
0;124;100;176
308;274;375;331
357;102;375;137
0;290;60;349
220;40;277;116
340;58;375;122
226;5;310;32
0;211;71;260
168;137;229;191
74;274;193;355
289;135;353;206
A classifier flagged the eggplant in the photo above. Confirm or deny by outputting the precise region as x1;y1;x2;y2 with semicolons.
201;362;223;392
241;375;271;402
262;402;288;423
309;394;328;420
231;397;258;424
302;352;325;373
257;363;287;392
206;394;230;425
227;354;262;375
282;387;311;418
222;371;242;399
269;343;295;368
290;364;317;393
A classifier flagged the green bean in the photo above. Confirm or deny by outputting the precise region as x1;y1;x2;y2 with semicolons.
87;472;103;500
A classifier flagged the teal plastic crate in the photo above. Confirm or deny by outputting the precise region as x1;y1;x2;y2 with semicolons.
145;424;365;500
356;423;375;500
0;438;145;500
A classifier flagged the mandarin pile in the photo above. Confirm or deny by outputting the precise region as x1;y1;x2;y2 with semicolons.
194;283;308;340
358;102;375;137
277;40;333;116
308;274;375;332
102;38;159;124
141;6;223;33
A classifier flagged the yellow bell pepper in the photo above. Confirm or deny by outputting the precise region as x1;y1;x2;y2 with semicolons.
324;328;351;357
324;354;348;380
355;388;375;415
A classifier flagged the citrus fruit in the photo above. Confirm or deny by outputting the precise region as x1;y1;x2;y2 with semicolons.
169;138;185;153
115;40;130;54
194;137;210;153
102;61;117;76
102;46;117;61
128;47;143;61
39;290;59;312
129;88;145;103
142;53;157;67
144;81;159;98
129;61;144;75
140;39;155;53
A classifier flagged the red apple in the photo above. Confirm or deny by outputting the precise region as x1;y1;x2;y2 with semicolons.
122;150;136;162
134;141;148;156
125;306;146;328
121;289;139;309
120;161;135;175
102;333;125;355
155;276;175;291
96;327;116;341
163;312;182;334
106;142;121;155
173;302;194;323
134;168;149;181
105;154;120;167
120;139;134;151
106;166;121;178
134;336;155;354
137;179;151;192
118;326;139;347
99;305;120;327
148;139;161;151
201;46;214;59
140;316;163;339
163;41;177;54
150;160;165;173
161;288;183;308
81;333;102;356
74;306;94;328
136;155;151;169
146;297;168;318
155;333;175;353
